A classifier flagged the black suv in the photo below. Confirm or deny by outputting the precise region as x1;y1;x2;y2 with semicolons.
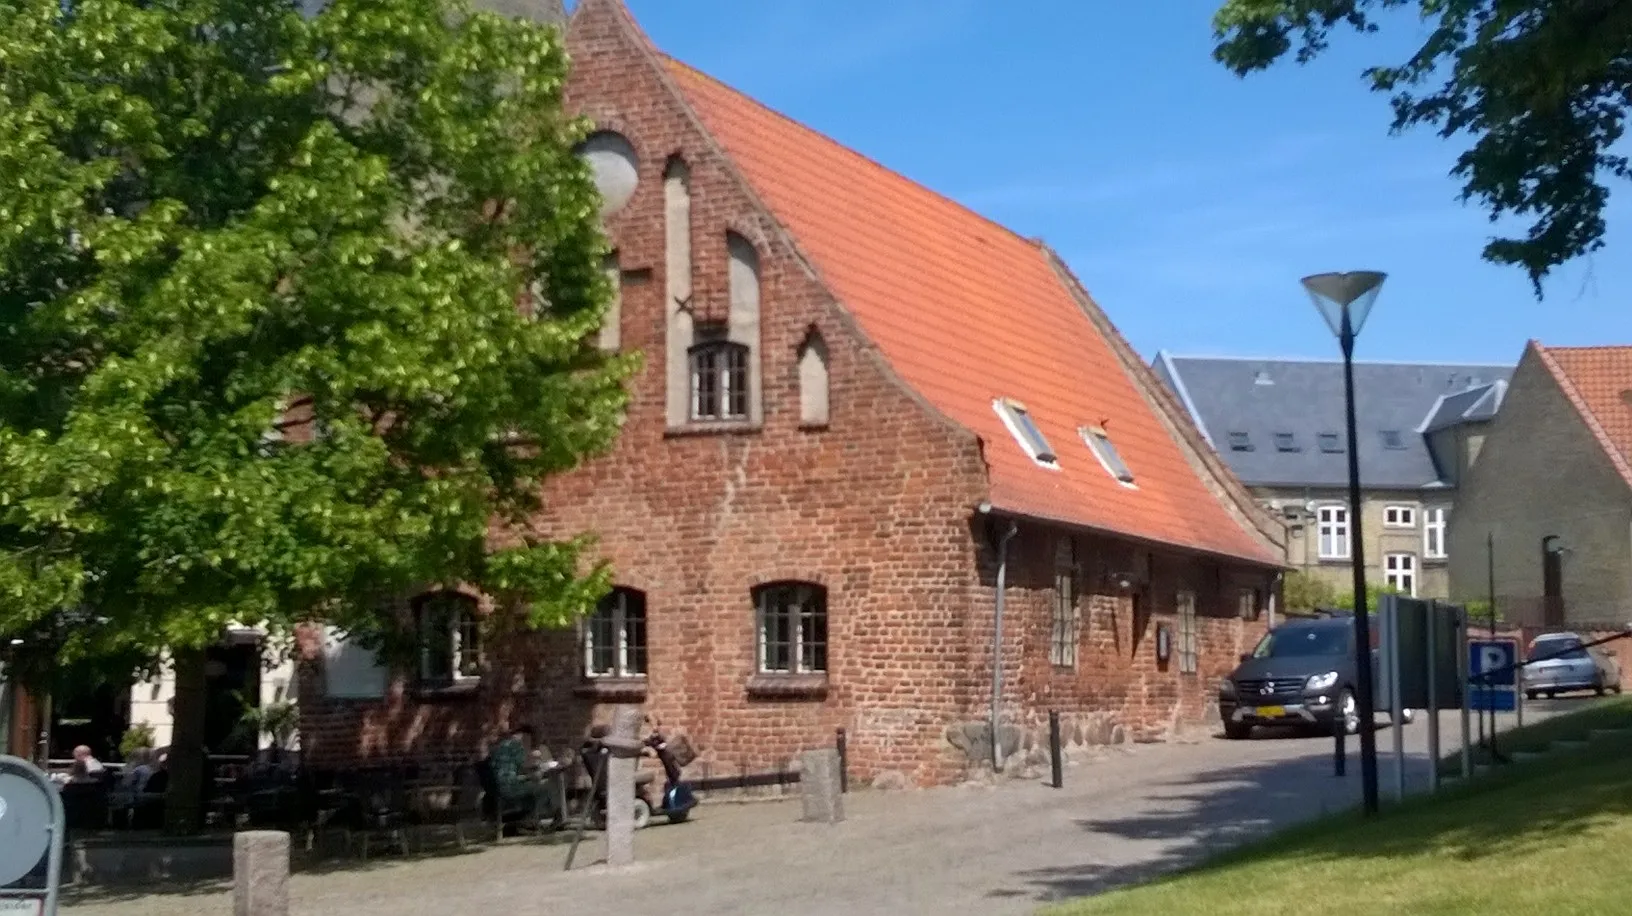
1219;615;1404;739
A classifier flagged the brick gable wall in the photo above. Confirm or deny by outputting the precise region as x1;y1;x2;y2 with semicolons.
294;0;1281;788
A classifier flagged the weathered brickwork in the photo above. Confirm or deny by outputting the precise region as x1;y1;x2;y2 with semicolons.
297;0;1281;788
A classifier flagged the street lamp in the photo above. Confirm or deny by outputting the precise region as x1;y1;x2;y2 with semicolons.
1302;270;1386;816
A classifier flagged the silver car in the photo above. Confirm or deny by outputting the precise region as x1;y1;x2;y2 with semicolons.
1523;632;1623;699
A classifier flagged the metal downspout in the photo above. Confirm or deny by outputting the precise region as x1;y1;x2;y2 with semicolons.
991;521;1019;773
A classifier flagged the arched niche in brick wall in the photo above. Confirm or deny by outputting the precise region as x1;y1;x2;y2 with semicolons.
797;325;829;427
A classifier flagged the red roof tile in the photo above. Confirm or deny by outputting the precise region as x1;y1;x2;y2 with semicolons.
1536;343;1632;487
659;58;1278;566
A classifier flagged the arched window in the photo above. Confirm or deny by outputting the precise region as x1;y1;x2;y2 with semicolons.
753;581;827;674
414;591;481;686
689;338;750;421
584;587;647;678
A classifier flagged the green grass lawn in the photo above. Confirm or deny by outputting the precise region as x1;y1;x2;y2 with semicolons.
1443;696;1632;772
1046;697;1632;916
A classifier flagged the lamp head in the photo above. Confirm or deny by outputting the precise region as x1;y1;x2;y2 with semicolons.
1301;271;1386;339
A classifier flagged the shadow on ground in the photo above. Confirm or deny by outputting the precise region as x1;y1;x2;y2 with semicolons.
1004;701;1632;907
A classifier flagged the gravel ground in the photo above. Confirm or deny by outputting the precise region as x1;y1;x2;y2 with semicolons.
59;702;1579;916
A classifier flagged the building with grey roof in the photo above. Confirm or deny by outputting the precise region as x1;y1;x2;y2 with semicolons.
1153;352;1514;603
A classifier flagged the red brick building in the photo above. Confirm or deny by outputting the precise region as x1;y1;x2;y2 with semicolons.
298;0;1287;788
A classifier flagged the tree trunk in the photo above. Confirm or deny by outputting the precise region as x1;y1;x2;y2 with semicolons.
165;648;208;834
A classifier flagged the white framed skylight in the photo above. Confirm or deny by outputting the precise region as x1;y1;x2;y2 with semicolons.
993;398;1059;469
1080;426;1136;488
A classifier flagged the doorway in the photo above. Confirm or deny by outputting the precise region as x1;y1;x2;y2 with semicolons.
203;640;262;757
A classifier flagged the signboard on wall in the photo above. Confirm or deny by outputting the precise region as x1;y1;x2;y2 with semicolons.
321;627;389;699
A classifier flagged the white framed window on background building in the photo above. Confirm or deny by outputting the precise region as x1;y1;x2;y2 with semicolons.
1317;505;1350;560
1423;507;1447;559
1384;553;1418;597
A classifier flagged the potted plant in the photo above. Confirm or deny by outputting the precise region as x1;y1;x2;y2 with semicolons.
230;693;300;763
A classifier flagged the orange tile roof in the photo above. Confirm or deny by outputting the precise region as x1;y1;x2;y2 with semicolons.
1536;343;1632;487
660;58;1278;566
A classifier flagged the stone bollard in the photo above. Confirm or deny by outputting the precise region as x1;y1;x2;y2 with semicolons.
602;704;646;867
233;830;290;916
799;748;844;824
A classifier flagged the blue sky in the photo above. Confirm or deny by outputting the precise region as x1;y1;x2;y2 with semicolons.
614;0;1630;366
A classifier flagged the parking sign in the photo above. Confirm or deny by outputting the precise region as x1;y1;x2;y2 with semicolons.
1468;638;1519;712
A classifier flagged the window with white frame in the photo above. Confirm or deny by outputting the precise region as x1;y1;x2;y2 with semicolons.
1237;587;1260;621
1383;505;1417;528
1051;539;1080;667
585;587;647;678
1423;507;1447;559
415;591;482;686
1176;590;1198;674
993;398;1058;467
1384;553;1417;597
1317;505;1350;559
755;581;827;674
689;337;749;421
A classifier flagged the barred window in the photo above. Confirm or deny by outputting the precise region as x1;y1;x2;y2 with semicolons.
689;339;749;421
415;591;482;686
1051;538;1080;667
1176;590;1198;675
754;582;827;674
585;587;647;678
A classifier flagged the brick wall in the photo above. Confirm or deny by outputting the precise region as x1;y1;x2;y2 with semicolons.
969;524;1274;774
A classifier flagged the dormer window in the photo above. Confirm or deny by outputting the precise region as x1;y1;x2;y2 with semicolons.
1227;431;1254;452
1081;426;1135;486
1273;432;1300;453
993;399;1058;467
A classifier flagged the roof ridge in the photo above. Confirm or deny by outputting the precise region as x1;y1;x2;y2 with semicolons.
1160;352;1514;369
1537;343;1632;354
657;53;1041;252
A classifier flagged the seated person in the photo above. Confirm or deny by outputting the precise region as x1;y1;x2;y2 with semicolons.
489;724;558;825
68;745;105;783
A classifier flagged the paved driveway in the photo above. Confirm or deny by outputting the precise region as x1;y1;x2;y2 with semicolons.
62;701;1585;916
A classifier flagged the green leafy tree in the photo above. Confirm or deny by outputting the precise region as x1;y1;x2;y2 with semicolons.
1212;0;1632;292
1281;570;1337;613
0;0;630;830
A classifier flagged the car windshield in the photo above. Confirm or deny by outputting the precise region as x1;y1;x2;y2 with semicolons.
1532;638;1588;660
1252;625;1349;659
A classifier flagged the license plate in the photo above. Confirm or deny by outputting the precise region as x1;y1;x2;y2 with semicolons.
1254;706;1286;718
0;900;43;916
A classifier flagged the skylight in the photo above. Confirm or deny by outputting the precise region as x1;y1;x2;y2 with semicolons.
1380;430;1407;450
1318;433;1343;454
1273;432;1299;453
1227;431;1254;452
993;399;1058;467
1081;426;1136;486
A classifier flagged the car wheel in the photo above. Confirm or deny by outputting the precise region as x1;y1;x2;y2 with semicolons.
1223;722;1253;740
1526;690;1539;700
1338;689;1360;735
1546;691;1556;699
1595;678;1608;697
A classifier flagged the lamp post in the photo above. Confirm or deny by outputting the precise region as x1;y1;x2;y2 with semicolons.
1302;270;1386;816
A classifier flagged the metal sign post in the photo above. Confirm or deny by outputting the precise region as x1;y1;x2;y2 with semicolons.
0;754;65;916
1426;600;1440;794
1458;609;1472;780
